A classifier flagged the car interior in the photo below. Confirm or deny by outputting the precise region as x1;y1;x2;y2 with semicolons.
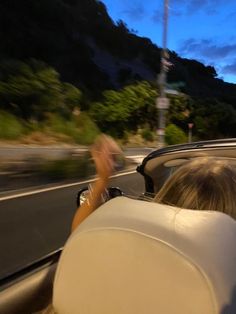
1;140;236;314
54;197;236;314
0;250;61;314
138;141;236;194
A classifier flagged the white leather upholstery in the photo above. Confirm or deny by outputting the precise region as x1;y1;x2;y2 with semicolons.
53;197;236;314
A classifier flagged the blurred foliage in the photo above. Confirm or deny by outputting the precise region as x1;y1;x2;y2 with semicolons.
0;60;62;119
141;127;155;142
165;124;187;145
62;83;82;112
0;111;24;139
0;59;82;120
167;94;190;128
73;112;100;144
40;154;92;180
190;98;236;140
46;112;100;144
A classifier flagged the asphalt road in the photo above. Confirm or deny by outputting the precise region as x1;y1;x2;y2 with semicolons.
0;171;145;281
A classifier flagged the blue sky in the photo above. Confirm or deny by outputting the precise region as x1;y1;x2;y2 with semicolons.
101;0;236;84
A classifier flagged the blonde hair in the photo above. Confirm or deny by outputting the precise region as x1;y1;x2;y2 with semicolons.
154;157;236;219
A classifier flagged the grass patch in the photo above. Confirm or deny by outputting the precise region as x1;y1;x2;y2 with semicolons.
45;112;100;145
0;110;101;145
20;131;72;145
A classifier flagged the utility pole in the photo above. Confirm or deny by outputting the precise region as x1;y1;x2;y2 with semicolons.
156;0;170;147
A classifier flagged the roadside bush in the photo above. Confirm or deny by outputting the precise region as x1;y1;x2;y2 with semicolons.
46;114;73;136
73;112;100;145
0;111;24;139
165;124;187;145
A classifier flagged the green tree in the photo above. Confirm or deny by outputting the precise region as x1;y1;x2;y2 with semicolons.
63;83;82;110
167;94;191;130
0;59;83;120
191;98;236;140
59;83;82;118
90;81;158;137
0;60;63;120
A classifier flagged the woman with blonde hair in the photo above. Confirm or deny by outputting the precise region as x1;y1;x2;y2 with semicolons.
43;139;236;314
71;137;236;232
154;157;236;219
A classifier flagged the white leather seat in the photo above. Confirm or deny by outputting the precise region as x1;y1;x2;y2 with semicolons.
53;197;236;314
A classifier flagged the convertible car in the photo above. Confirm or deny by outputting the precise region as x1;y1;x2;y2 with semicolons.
1;139;236;314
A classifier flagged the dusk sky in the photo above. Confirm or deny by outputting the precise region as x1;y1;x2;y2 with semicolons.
101;0;236;84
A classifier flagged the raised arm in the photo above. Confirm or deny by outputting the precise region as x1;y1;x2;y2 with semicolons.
71;134;122;232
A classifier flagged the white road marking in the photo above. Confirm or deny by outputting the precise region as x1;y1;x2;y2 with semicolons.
126;155;145;163
0;170;137;201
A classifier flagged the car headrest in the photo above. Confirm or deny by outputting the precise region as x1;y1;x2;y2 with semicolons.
53;197;236;314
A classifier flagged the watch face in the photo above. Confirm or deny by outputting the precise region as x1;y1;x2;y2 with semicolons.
77;187;91;207
77;186;123;207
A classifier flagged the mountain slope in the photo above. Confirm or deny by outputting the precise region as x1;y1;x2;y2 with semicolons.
0;0;235;105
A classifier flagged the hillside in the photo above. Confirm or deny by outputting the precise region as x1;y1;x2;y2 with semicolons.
1;0;236;105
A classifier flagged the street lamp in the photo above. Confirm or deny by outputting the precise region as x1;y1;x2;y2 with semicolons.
156;0;170;147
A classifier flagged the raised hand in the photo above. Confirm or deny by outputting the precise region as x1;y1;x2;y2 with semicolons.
71;134;122;231
91;134;122;181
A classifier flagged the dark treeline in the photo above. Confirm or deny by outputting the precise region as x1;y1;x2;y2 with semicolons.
0;0;236;141
0;0;160;95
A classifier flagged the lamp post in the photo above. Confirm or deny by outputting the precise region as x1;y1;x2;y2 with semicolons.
156;0;170;147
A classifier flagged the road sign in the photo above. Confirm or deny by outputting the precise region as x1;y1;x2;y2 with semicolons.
156;97;170;109
157;128;165;136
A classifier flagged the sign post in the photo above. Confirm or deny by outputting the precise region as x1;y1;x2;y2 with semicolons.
188;123;194;143
157;0;169;147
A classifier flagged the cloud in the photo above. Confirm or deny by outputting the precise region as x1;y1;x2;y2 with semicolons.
178;38;236;60
122;3;146;21
152;6;183;24
152;9;162;23
222;61;236;75
178;38;236;79
172;0;232;15
206;7;218;15
172;0;205;13
188;0;222;12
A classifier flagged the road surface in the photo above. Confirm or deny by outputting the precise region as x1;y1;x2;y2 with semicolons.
0;146;154;161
